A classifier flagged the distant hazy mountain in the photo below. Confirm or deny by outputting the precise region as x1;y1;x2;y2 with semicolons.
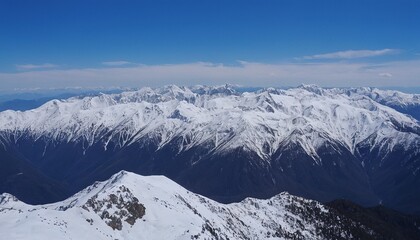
0;89;127;112
343;87;420;121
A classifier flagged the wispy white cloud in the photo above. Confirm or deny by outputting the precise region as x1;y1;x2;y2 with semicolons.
16;63;59;70
102;61;133;66
1;60;419;92
302;49;399;60
379;72;393;78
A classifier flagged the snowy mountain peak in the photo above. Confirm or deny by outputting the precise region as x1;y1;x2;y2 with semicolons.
0;193;19;205
1;85;419;220
297;83;325;94
0;85;418;162
346;87;420;107
0;171;393;239
190;83;238;95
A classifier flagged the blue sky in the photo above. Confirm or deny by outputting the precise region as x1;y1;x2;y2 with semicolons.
1;0;420;91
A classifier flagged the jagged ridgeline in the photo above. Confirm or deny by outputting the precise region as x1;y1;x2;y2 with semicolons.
0;85;419;215
1;171;419;239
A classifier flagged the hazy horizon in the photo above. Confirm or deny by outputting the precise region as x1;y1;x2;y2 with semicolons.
1;1;419;92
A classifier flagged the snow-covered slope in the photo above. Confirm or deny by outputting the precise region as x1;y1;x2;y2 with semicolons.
0;85;419;214
0;85;418;160
342;87;420;121
0;171;383;240
343;87;420;109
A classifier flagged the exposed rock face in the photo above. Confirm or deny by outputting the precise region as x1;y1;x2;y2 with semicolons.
0;171;419;239
82;185;145;230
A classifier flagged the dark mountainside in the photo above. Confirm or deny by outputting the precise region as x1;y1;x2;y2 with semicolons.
327;199;420;240
0;86;419;218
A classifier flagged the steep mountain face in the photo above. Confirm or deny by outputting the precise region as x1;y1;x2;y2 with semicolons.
0;146;70;204
0;85;419;214
1;171;419;240
327;199;420;240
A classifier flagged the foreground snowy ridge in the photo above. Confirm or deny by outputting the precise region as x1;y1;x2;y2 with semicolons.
1;171;379;240
0;85;418;160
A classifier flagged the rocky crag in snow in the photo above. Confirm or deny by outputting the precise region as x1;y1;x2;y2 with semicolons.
0;85;419;214
2;171;420;240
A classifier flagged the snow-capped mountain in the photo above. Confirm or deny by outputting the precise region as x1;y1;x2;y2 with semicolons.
2;171;419;240
342;87;420;121
0;85;419;214
0;85;418;158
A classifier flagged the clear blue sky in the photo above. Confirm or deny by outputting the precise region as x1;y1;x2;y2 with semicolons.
1;0;420;91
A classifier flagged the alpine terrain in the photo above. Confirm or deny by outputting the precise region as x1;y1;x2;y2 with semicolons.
0;85;419;215
2;171;420;240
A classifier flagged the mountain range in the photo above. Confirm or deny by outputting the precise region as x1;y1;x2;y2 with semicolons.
0;85;419;215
